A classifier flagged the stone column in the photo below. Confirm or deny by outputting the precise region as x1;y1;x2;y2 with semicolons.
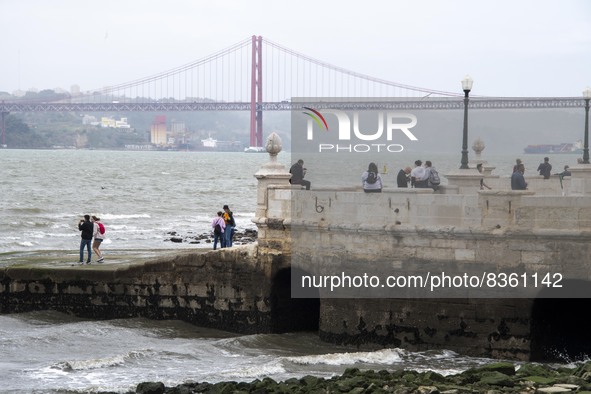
568;164;591;195
253;132;292;251
446;138;497;194
471;138;496;175
445;169;483;194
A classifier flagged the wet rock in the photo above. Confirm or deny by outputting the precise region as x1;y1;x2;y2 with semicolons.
165;229;258;246
136;381;165;394
124;360;591;394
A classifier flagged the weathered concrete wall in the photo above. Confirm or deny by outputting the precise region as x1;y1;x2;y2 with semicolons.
288;188;591;360
319;298;533;360
0;246;291;334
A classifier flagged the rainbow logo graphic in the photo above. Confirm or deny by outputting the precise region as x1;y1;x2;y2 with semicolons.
302;107;329;131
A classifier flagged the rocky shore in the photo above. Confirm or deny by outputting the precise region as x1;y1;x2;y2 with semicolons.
122;361;591;393
166;228;258;246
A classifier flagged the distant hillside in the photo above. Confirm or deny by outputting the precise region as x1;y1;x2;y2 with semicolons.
2;107;583;154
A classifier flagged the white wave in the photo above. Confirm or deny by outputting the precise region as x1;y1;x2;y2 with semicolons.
0;236;21;241
220;360;286;379
18;241;35;247
50;350;149;371
285;348;404;366
99;213;152;220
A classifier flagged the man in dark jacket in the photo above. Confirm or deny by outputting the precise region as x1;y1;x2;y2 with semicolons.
537;157;552;179
78;214;94;264
397;167;411;187
289;159;311;190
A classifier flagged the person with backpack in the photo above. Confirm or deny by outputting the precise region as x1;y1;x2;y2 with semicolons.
425;160;441;191
211;211;226;250
361;162;383;193
91;215;105;263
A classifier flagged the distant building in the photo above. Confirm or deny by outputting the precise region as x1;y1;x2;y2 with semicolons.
115;118;131;129
101;116;131;129
71;84;81;97
82;115;99;126
150;115;167;145
170;120;187;144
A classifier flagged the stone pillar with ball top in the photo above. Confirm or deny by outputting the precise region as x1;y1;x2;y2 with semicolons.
253;132;292;252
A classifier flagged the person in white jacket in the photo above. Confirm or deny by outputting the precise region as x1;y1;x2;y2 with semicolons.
91;215;105;263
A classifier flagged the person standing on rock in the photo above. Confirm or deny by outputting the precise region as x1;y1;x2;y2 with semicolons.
222;205;236;247
211;211;226;250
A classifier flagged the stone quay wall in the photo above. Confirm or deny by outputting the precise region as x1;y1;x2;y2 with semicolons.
0;246;292;334
286;187;591;360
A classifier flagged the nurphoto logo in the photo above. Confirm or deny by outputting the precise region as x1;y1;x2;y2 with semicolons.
301;107;419;153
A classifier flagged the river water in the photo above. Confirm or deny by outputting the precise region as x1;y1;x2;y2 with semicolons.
0;149;580;393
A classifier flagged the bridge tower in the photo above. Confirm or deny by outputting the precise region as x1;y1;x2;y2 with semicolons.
1;111;7;146
249;35;263;148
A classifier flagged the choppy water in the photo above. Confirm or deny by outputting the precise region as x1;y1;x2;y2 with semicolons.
0;149;576;257
0;149;581;393
0;149;288;257
1;311;499;393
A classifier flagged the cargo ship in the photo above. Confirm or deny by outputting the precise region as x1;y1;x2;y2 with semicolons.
523;141;583;154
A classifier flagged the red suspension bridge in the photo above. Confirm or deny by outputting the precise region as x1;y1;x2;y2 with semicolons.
0;35;585;148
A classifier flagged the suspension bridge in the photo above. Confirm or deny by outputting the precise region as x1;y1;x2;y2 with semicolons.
0;35;585;148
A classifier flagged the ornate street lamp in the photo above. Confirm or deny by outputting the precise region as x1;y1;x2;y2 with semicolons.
460;75;473;169
583;87;591;164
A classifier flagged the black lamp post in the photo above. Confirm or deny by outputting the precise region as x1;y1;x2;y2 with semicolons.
460;75;473;169
583;87;591;164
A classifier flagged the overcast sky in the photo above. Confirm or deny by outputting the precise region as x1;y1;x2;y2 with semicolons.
1;0;589;98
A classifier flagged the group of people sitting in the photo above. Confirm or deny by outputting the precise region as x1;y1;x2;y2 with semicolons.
362;160;440;193
289;159;441;193
511;157;573;191
290;157;579;194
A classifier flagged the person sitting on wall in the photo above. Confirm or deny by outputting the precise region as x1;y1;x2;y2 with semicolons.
361;162;383;193
410;160;427;188
477;163;492;190
289;159;311;190
397;166;411;188
537;157;552;179
511;163;528;190
556;165;571;177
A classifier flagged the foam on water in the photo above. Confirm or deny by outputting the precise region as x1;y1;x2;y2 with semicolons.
285;348;405;366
